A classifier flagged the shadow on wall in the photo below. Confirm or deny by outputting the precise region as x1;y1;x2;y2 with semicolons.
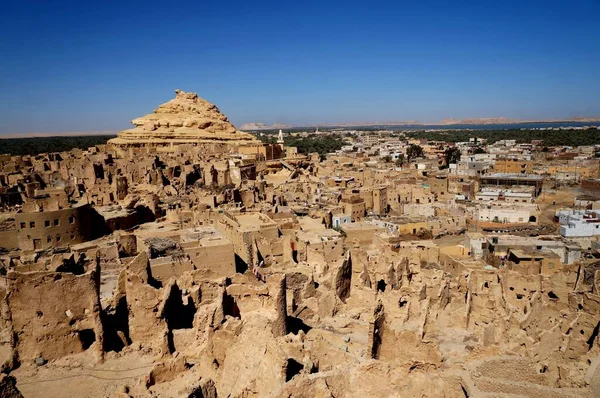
102;296;131;353
87;207;112;238
234;254;248;274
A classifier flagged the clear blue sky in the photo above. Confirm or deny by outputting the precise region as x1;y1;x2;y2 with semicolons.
1;0;599;133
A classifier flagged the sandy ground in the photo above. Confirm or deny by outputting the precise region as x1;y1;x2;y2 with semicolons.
536;185;581;226
13;351;155;398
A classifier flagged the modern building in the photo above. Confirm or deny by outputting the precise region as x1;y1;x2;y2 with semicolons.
475;188;534;203
479;173;544;197
556;209;600;238
493;158;533;174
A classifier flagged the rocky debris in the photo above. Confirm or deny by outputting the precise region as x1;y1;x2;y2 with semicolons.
184;378;217;398
146;357;190;387
113;385;133;398
146;237;180;259
54;253;86;275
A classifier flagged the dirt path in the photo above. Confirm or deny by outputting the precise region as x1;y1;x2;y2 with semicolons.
13;352;155;398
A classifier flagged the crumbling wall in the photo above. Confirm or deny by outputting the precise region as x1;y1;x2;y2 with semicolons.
333;252;352;302
0;289;16;372
123;252;169;354
369;301;385;359
7;268;103;363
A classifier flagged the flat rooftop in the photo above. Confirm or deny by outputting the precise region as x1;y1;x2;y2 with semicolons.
298;216;328;231
235;213;277;228
509;248;559;259
180;226;231;248
341;221;385;231
481;173;544;181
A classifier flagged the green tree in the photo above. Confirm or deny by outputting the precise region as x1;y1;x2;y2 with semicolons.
395;154;405;167
444;147;461;166
405;127;600;147
406;144;424;161
262;134;347;156
383;155;392;163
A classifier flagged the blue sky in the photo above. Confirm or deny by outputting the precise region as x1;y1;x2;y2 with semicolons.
1;0;599;133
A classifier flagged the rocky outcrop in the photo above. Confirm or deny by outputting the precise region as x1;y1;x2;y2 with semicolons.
107;90;261;150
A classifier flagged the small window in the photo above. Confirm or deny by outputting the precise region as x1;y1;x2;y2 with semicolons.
70;234;75;240
47;236;52;243
30;221;35;228
56;235;61;242
45;220;50;227
20;222;26;229
54;219;59;226
69;216;74;224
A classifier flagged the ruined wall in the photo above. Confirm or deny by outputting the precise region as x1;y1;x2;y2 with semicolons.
149;258;195;283
181;240;235;278
0;230;18;252
0;288;16;373
6;269;103;362
122;253;169;354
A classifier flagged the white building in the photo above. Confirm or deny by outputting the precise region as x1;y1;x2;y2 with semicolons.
451;159;490;176
477;203;539;224
475;189;534;203
556;209;600;238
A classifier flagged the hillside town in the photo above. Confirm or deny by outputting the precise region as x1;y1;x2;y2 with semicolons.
0;90;598;397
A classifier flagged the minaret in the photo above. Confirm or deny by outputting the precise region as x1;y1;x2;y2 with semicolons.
277;129;285;158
